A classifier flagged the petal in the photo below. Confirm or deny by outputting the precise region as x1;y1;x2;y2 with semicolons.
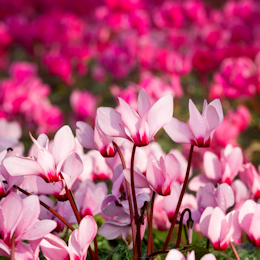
119;97;141;138
97;107;128;138
138;88;151;117
78;216;97;252
215;183;234;212
40;233;70;260
3;156;45;177
208;99;223;124
76;121;96;150
203;152;221;181
239;200;256;235
61;152;83;189
146;154;165;193
147;95;173;139
208;207;227;245
98;221;123;240
123;168;149;189
200;206;214;238
15;195;40;240
21;220;57;241
164;118;194;144
165;249;186;260
0;192;23;241
188;174;215;192
249;204;260;241
101;195;125;217
52;126;75;166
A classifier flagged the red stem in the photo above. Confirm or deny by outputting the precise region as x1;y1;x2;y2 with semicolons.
59;173;82;224
230;242;241;260
163;145;194;250
146;192;155;256
130;145;142;258
113;141;136;257
11;232;15;260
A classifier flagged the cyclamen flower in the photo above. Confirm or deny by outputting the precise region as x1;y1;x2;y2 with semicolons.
164;99;223;147
200;207;241;250
146;153;180;196
97;88;173;147
239;200;260;246
3;126;83;190
0;192;56;247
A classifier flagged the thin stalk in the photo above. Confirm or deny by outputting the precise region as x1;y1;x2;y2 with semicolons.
113;141;136;257
130;144;142;258
163;145;194;250
13;185;75;231
146;192;155;256
230;242;241;260
11;232;15;260
176;208;192;248
206;239;210;249
59;173;82;224
94;237;99;258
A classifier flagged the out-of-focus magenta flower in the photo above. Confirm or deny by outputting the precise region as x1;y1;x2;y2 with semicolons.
70;90;97;121
210;57;258;99
0;22;12;48
164;99;223;147
43;50;73;85
239;200;260;246
153;2;184;29
212;106;251;148
200;207;241;251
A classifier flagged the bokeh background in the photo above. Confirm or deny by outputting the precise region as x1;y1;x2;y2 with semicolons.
0;0;260;165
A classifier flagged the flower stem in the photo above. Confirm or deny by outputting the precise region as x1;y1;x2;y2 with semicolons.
11;232;15;260
146;192;155;256
13;185;75;231
163;145;194;250
176;208;192;248
130;144;142;258
230;242;241;260
59;173;82;224
113;141;136;256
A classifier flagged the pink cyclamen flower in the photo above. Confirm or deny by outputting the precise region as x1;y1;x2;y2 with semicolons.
164;99;223;147
166;249;216;260
97;88;173;147
3;126;83;189
239;163;260;199
200;207;241;250
197;183;234;213
76;118;116;157
40;215;97;260
239;200;260;246
146;153;180;196
0;192;56;246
